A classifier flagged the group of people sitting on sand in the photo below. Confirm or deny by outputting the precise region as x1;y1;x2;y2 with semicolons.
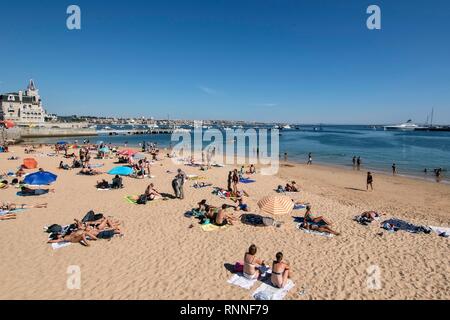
131;159;151;179
242;245;292;289
276;181;299;193
96;175;124;190
195;197;250;226
47;211;123;247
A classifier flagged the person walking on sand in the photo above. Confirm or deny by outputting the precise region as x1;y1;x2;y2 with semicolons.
392;163;397;176
174;169;187;199
227;171;233;192
307;153;312;165
366;172;374;191
232;169;239;195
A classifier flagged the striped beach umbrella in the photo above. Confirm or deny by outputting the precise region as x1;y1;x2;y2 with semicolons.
257;195;294;215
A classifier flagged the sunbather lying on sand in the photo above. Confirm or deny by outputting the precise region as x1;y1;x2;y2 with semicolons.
79;167;102;175
20;186;55;195
361;211;384;221
243;244;265;280
271;252;292;289
48;230;90;247
0;213;17;220
1;202;48;210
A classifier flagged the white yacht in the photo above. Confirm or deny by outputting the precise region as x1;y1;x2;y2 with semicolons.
384;120;424;131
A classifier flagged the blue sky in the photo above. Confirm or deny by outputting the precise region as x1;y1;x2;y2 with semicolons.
1;0;449;124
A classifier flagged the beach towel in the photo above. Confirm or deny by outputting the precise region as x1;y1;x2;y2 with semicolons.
97;188;112;191
187;175;205;180
239;178;256;184
124;195;166;205
381;218;432;234
293;204;306;210
201;223;228;232
296;223;334;238
429;226;450;238
228;273;258;290
0;209;26;216
125;196;138;204
16;190;49;197
51;242;71;250
252;279;295;300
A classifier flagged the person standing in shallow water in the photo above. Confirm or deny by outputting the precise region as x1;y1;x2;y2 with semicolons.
366;172;374;191
392;163;397;176
357;157;361;170
307;153;312;165
352;156;356;169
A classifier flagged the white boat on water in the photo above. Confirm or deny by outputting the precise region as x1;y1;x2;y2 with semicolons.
282;125;292;130
384;120;424;131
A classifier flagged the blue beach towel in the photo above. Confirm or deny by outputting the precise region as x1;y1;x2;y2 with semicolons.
240;178;256;184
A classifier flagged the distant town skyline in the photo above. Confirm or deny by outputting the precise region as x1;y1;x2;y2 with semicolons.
1;1;449;124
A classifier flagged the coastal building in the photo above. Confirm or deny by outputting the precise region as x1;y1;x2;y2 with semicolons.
0;80;48;125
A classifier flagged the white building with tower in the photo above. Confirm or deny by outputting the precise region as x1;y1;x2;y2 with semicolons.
0;79;48;125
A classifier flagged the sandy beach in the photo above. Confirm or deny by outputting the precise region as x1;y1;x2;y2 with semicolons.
0;145;449;300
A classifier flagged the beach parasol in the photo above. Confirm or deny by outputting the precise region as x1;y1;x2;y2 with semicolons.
257;195;294;215
24;171;58;186
107;166;133;176
118;149;137;156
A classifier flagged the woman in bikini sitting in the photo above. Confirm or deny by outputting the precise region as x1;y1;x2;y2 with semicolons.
304;205;340;236
243;244;265;280
145;183;163;200
271;252;292;289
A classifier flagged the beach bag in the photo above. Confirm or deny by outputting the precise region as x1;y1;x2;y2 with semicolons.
137;194;147;205
46;224;63;234
82;210;96;223
234;261;244;273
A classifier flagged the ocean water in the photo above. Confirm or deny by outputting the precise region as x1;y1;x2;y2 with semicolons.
23;125;450;181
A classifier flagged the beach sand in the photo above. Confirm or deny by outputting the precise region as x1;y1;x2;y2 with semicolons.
0;145;449;300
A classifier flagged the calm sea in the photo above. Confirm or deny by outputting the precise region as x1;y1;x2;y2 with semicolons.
23;125;450;182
